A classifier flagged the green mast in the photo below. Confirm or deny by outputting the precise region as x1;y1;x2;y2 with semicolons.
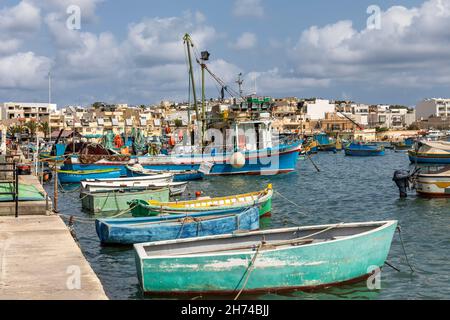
183;34;201;145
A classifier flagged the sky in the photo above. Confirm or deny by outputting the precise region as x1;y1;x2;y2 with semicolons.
1;0;449;107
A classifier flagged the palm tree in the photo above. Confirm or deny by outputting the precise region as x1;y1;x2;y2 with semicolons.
7;125;25;138
24;120;38;140
39;122;50;139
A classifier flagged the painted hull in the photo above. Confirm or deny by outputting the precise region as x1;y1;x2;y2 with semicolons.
130;189;273;218
81;181;188;197
416;174;450;198
96;207;260;245
61;163;129;176
134;221;398;295
409;151;450;164
81;188;170;213
345;149;385;156
127;167;203;182
138;143;301;176
58;169;121;184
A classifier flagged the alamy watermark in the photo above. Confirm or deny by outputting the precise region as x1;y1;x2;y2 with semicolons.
367;5;381;30
66;5;82;30
367;266;382;290
66;265;81;290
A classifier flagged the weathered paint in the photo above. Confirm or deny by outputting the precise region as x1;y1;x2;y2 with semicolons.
81;188;170;213
135;221;397;295
96;207;260;245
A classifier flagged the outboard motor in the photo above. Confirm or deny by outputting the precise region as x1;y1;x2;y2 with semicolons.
393;170;411;198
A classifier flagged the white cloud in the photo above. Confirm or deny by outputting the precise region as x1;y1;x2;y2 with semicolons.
0;1;41;34
233;0;264;18
290;0;450;88
231;32;257;50
0;52;51;89
33;0;103;21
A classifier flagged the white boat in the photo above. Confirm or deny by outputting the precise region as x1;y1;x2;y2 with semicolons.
81;181;188;196
84;172;173;183
415;167;450;197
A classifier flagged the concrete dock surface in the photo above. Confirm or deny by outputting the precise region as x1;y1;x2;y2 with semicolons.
0;215;108;300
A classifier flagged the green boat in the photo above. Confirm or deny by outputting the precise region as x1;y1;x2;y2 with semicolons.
130;185;273;217
81;188;170;214
134;220;398;296
0;183;45;202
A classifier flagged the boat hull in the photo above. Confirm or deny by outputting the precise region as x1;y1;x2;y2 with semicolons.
135;221;397;295
416;175;450;198
409;151;450;164
127;167;203;182
96;207;260;245
81;188;170;213
58;169;121;184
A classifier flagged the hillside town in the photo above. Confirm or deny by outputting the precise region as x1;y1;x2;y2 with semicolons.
2;97;448;145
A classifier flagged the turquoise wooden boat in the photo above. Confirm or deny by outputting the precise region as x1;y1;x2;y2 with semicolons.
134;220;398;296
58;168;121;184
81;188;170;214
96;207;260;245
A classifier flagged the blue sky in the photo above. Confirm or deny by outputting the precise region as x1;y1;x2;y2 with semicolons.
0;0;448;107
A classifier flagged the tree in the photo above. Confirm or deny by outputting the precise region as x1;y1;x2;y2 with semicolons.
25;120;38;139
174;119;183;128
39;122;50;139
7;125;25;138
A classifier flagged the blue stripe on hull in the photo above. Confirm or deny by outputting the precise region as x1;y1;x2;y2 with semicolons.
409;155;450;164
345;150;385;157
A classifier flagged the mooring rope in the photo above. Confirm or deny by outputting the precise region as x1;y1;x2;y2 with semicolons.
397;226;415;273
273;190;309;217
234;242;263;300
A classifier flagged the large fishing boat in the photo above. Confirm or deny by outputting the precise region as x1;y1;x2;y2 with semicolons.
409;141;450;164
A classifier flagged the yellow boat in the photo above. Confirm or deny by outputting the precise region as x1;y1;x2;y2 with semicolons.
130;184;274;217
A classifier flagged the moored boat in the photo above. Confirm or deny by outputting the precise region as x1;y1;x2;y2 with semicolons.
415;167;450;197
134;220;398;296
58;168;121;184
81;181;188;197
96;207;260;245
81;188;170;214
345;142;385;157
126;165;203;182
409;141;450;164
130;184;273;217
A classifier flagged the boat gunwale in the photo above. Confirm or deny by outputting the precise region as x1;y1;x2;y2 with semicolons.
134;220;397;260
58;168;121;175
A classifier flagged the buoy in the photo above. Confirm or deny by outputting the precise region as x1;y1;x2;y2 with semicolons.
195;191;202;198
229;152;245;169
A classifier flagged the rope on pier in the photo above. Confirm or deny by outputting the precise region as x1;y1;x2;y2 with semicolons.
57;204;137;224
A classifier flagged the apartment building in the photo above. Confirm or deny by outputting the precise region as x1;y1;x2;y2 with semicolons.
416;98;450;120
1;102;57;121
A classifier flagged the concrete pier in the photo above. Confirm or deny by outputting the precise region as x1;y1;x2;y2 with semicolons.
0;215;108;300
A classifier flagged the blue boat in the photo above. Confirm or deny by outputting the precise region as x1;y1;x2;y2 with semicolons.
126;165;204;182
408;141;450;164
345;143;385;157
58;168;121;184
95;207;260;245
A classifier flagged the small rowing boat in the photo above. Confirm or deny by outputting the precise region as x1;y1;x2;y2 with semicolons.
130;184;273;217
81;188;170;213
81;181;188;197
345;142;385;157
126;165;203;182
96;207;260;245
134;220;398;296
58;168;121;184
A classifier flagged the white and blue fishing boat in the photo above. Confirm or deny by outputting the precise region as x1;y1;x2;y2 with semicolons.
134;220;398;296
408;141;450;164
58;168;121;184
96;207;260;245
126;165;204;182
345;142;385;157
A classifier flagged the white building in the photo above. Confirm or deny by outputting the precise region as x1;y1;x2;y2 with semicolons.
303;99;336;120
416;98;450;120
1;102;57;121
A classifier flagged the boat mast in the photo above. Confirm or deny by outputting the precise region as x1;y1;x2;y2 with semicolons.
200;51;210;146
183;34;202;146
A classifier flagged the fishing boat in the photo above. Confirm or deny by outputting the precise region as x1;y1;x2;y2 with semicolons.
392;137;415;153
134;220;398;296
81;188;170;214
314;133;337;152
345;142;385;157
58;168;121;184
126;165;203;182
0;183;45;202
96;207;260;245
409;141;450;164
415;167;450;197
81;181;188;197
130;184;273;217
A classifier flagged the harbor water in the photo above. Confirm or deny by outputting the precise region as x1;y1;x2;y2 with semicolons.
45;150;450;300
